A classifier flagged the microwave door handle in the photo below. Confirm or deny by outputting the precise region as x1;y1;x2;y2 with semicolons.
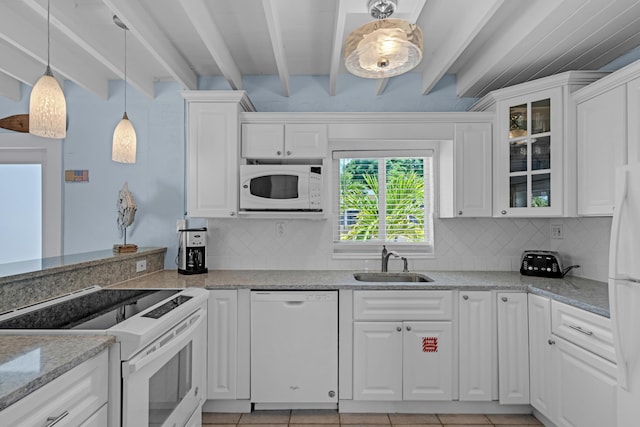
122;308;205;377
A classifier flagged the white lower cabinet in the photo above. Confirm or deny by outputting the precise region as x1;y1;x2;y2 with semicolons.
208;289;250;400
353;321;453;401
458;291;494;401
496;292;530;404
528;294;617;427
1;350;108;427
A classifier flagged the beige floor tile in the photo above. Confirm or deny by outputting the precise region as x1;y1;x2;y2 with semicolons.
290;410;340;424
391;424;442;427
238;410;291;424
340;413;391;424
437;414;491;425
486;414;542;425
237;424;287;427
202;412;242;424
289;424;340;427
202;424;236;427
442;425;493;427
389;413;441;424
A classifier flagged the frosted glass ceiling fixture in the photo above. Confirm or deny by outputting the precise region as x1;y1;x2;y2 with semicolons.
344;0;423;79
29;0;67;139
112;15;137;164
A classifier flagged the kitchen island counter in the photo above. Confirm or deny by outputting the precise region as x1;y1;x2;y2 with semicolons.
109;269;610;317
0;335;114;412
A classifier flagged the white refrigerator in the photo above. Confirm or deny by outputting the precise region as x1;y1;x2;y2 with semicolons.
609;163;640;426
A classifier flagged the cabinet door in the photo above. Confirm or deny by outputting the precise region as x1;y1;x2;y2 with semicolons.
284;124;327;158
577;85;626;216
496;88;563;216
627;76;640;164
353;321;403;401
187;102;240;217
454;123;492;217
403;321;453;401
241;123;284;158
208;290;238;399
554;337;617;427
459;291;493;401
497;292;530;404
528;294;554;419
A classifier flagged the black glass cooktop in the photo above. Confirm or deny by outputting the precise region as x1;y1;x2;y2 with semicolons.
0;289;180;330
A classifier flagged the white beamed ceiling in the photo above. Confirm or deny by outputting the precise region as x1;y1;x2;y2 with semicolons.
1;0;639;102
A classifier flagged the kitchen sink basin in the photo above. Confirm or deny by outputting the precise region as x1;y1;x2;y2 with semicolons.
353;272;433;283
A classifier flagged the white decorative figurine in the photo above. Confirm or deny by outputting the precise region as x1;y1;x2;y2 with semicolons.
114;181;138;253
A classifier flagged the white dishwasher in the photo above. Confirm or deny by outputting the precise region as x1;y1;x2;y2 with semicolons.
250;290;338;406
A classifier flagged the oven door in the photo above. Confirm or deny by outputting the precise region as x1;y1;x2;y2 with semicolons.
121;306;206;427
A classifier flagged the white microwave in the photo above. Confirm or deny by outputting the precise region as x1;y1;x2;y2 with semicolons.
239;164;322;211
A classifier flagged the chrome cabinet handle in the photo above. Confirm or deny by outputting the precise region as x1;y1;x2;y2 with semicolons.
462;295;469;300
548;339;555;345
45;411;69;427
229;211;236;217
286;150;292;156
501;296;508;302
568;324;593;336
458;210;463;215
396;326;402;332
406;325;412;331
501;210;507;215
277;150;282;155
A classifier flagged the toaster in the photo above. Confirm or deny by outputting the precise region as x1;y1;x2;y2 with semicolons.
520;250;564;278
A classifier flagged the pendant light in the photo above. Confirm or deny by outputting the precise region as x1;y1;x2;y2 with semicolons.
112;15;137;164
344;0;423;79
29;0;67;139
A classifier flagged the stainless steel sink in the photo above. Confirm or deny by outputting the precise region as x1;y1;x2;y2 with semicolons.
353;272;433;283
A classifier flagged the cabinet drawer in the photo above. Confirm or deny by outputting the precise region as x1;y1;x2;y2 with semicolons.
353;291;453;321
1;350;108;426
551;301;615;363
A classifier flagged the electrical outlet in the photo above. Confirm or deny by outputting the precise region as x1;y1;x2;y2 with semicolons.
551;224;564;239
176;219;186;233
276;222;286;238
136;260;147;272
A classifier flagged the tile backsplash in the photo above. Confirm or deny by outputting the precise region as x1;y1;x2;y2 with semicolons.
206;216;611;283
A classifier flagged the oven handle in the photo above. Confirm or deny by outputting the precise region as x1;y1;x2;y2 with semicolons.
122;307;204;377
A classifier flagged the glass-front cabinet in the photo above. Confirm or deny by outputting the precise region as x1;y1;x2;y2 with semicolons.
497;88;563;216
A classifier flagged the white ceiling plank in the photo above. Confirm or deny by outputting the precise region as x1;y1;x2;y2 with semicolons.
0;2;109;99
262;0;290;97
0;41;47;87
421;0;504;95
0;73;21;102
329;0;349;96
22;0;154;99
104;0;198;91
178;0;243;90
454;0;567;97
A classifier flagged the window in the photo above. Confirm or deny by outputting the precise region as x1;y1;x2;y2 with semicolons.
333;149;434;257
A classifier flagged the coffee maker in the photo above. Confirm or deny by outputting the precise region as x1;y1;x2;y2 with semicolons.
178;227;208;275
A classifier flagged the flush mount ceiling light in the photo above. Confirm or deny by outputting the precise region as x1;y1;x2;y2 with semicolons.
344;0;423;79
112;15;137;164
29;0;67;139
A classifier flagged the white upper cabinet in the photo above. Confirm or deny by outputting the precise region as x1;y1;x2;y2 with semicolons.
628;76;640;164
242;123;327;159
440;123;492;217
472;71;607;217
183;91;255;218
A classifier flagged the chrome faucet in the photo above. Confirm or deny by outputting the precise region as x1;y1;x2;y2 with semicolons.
381;246;409;272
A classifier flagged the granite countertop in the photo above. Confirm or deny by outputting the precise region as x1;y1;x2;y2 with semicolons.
110;269;610;317
0;335;114;412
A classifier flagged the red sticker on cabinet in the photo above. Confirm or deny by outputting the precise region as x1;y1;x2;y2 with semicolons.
422;337;438;352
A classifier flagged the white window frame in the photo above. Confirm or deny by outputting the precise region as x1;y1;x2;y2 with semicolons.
331;141;438;259
0;134;62;259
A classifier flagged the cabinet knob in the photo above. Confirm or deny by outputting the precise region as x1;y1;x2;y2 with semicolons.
229;211;236;217
277;150;282;155
463;295;469;300
396;326;402;332
328;390;336;398
286;150;292;156
406;325;412;331
501;210;507;215
501;296;508;302
548;339;556;346
458;210;463;215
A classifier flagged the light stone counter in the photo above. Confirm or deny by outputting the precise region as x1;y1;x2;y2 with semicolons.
109;269;610;317
0;335;114;412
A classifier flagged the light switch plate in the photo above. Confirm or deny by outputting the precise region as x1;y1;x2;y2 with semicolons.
551;224;564;239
